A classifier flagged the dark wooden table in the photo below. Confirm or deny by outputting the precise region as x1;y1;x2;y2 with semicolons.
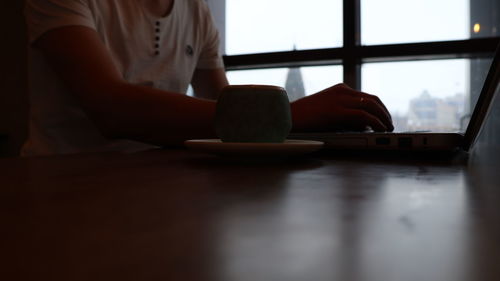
1;148;500;281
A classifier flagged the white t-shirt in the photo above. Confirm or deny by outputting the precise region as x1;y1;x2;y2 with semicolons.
22;0;224;156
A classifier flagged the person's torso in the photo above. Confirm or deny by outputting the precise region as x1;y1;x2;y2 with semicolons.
88;0;206;93
23;0;211;156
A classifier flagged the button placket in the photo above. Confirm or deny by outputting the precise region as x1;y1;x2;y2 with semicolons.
154;21;161;56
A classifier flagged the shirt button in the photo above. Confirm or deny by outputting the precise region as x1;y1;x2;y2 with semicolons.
186;45;194;56
156;21;160;26
155;36;160;41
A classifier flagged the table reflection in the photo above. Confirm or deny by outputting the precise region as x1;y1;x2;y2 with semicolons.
215;162;472;281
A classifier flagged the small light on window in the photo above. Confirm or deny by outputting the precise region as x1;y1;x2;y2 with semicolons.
473;23;481;34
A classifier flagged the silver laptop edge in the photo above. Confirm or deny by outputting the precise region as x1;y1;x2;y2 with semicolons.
462;43;500;151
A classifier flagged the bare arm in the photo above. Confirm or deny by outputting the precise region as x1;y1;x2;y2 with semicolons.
191;68;228;100
36;25;390;145
34;26;222;146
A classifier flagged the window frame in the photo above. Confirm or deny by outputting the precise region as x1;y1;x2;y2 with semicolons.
222;0;500;90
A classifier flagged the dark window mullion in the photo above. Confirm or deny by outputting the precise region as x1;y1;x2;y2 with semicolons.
343;0;361;89
223;38;500;70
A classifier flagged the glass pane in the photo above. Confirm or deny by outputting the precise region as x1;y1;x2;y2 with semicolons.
361;0;500;45
227;65;343;101
225;0;343;55
362;58;492;132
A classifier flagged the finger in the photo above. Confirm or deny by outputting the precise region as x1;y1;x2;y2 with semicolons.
363;94;391;118
341;109;388;132
342;89;392;122
357;95;394;131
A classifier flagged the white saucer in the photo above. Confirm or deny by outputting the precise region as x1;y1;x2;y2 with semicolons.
184;139;324;156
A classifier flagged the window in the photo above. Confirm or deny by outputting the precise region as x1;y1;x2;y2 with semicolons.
206;0;500;132
361;0;470;45
225;0;343;55
227;66;343;101
362;58;492;132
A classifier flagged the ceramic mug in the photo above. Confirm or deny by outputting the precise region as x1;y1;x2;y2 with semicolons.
215;85;292;143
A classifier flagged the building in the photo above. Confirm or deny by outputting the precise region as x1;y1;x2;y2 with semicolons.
407;90;465;131
284;67;306;102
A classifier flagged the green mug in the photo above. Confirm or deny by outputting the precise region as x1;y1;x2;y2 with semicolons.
215;85;292;143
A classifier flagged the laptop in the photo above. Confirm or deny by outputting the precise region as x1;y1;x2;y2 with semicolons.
289;43;500;153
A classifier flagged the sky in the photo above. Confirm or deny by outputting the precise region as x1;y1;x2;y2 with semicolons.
222;0;477;117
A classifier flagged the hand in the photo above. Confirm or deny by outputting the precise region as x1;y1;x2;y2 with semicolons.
290;83;394;132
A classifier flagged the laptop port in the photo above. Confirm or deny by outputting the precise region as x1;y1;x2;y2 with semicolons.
376;137;391;145
398;137;413;148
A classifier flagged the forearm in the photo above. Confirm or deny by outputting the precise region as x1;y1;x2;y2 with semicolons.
290;98;320;133
85;82;217;146
290;94;334;133
31;26;217;146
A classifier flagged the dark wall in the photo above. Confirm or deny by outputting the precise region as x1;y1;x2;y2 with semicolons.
0;1;29;157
